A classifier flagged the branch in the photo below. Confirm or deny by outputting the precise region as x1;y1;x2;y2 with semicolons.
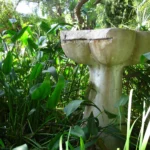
75;0;89;26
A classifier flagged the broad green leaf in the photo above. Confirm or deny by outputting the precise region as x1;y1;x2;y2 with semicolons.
140;52;150;64
82;126;90;139
2;51;13;75
104;109;117;119
40;21;50;32
47;75;65;109
70;125;85;140
80;137;85;150
27;38;38;53
28;38;38;49
20;30;29;45
11;26;29;42
64;100;83;116
31;77;51;100
140;55;146;64
87;113;99;136
29;63;43;81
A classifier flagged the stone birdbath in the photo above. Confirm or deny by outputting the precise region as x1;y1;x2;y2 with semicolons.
60;28;150;149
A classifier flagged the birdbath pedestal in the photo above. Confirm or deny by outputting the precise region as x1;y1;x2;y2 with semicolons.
60;28;150;150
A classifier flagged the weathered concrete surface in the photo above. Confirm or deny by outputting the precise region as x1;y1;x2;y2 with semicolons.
60;28;150;150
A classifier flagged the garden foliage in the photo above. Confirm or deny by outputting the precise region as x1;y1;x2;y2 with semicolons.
0;0;150;149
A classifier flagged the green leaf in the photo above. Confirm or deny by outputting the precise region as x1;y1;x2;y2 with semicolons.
47;23;73;34
31;77;51;100
27;38;38;53
42;66;58;81
64;100;83;116
74;137;98;150
143;52;150;60
68;142;74;150
20;30;29;45
140;52;150;64
59;135;63;150
2;30;16;36
28;38;38;49
40;21;50;32
49;133;62;150
30;85;41;100
29;84;41;94
2;51;13;75
0;139;5;148
87;113;99;136
11;26;29;42
47;75;65;109
80;137;85;150
115;95;128;107
29;63;43;81
38;36;47;48
104;125;123;138
70;125;85;140
104;109;117;119
47;24;59;34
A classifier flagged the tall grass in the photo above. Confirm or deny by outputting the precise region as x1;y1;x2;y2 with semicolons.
124;89;150;150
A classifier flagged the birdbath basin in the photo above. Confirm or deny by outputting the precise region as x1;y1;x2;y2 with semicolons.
60;28;150;149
